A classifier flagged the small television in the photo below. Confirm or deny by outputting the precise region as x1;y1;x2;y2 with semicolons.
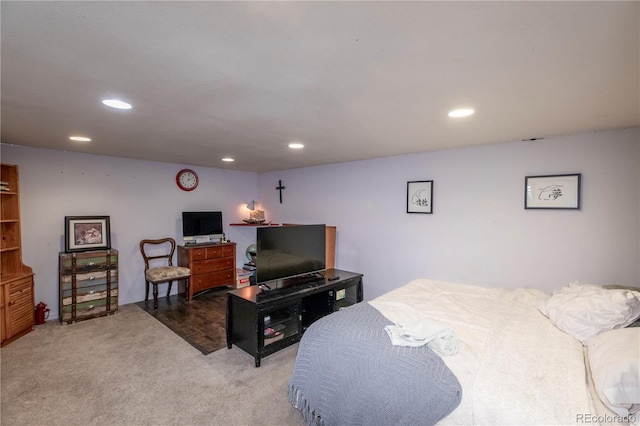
182;211;224;243
256;224;326;286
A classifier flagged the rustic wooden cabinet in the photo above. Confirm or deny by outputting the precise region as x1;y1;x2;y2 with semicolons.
0;164;35;347
1;275;35;345
59;249;118;324
178;242;236;298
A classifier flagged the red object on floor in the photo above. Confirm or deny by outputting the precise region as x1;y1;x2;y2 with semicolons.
34;302;49;325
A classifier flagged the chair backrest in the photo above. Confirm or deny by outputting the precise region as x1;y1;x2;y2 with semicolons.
140;238;177;270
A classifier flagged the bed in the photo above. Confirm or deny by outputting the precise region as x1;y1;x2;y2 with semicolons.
288;279;640;425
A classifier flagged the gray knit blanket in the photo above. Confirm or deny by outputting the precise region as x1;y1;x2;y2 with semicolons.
288;302;462;426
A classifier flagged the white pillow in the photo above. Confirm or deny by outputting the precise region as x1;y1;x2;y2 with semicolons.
587;327;640;418
536;282;640;343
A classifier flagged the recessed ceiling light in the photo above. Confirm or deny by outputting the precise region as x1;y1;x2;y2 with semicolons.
102;99;132;110
288;143;304;149
222;157;235;162
448;108;474;118
69;136;92;142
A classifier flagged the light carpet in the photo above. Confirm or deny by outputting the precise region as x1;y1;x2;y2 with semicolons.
0;303;304;426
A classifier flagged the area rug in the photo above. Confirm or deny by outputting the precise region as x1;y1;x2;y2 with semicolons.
135;288;229;355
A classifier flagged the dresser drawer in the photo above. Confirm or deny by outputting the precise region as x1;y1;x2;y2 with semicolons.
61;286;119;306
60;270;117;290
60;297;117;322
207;245;234;258
60;250;118;274
8;277;32;301
192;270;235;292
192;257;233;274
190;248;207;261
190;245;234;261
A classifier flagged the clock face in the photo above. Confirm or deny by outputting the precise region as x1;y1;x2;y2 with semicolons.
176;169;199;191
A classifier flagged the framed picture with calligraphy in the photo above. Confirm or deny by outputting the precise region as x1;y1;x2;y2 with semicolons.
524;173;581;210
407;180;433;214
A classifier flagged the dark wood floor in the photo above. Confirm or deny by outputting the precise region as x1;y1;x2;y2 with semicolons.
135;287;229;354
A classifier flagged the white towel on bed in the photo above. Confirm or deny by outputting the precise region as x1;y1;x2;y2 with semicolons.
378;301;459;356
384;321;458;356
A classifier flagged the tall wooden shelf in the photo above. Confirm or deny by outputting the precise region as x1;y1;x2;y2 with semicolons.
1;164;35;347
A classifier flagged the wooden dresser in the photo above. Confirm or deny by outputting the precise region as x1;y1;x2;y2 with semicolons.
59;249;118;324
178;242;236;298
1;164;35;347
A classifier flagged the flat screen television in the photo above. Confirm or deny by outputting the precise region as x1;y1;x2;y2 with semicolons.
256;224;326;285
182;211;224;243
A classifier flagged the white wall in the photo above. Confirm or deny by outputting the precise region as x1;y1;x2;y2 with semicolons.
259;127;640;300
0;145;258;319
2;127;638;317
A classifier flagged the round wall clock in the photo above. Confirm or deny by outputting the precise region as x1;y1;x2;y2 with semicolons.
176;169;199;191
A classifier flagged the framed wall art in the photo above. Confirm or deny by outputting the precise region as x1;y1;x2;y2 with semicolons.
407;180;433;214
524;174;581;210
65;216;111;252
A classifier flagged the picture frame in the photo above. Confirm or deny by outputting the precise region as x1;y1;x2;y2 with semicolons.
524;174;581;210
407;180;433;214
65;216;111;252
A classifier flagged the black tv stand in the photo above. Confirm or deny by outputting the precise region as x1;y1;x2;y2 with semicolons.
260;272;325;292
283;271;324;285
226;269;363;367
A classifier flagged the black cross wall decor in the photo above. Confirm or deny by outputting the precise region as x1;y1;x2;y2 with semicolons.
276;180;285;204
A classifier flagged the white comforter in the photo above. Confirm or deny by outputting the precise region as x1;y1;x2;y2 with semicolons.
370;279;597;425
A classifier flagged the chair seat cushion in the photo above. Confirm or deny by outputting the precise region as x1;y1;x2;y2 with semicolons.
146;266;190;282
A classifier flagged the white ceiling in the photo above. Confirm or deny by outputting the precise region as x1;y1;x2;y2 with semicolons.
1;1;638;173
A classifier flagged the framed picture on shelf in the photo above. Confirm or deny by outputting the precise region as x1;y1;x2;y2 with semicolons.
65;216;111;252
407;180;433;214
524;173;581;210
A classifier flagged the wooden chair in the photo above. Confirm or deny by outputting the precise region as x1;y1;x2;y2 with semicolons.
140;238;191;309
